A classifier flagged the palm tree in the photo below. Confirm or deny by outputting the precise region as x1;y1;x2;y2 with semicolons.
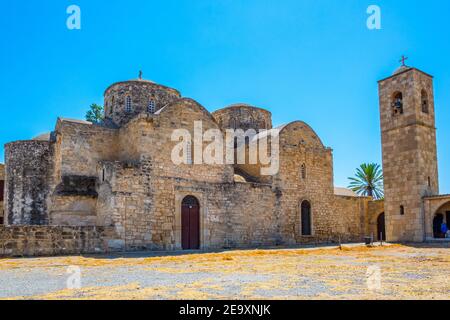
348;163;384;199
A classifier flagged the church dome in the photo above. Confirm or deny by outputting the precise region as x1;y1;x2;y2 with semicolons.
212;104;272;132
103;73;181;126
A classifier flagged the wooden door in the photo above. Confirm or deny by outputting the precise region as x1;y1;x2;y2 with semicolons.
181;196;200;250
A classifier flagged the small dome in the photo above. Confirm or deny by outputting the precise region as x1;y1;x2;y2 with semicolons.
227;103;255;108
130;78;155;84
220;103;271;114
103;74;181;127
212;103;273;132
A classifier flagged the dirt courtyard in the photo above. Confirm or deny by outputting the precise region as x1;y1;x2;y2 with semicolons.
0;244;448;300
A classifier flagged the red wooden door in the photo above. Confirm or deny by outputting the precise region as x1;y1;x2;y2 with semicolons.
181;196;200;250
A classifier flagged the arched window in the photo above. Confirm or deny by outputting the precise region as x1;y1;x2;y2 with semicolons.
421;90;429;114
147;100;156;114
261;121;266;130
125;96;132;113
301;164;306;179
392;92;403;115
301;200;312;236
428;176;431;187
248;116;256;129
231;118;238;129
111;96;115;114
400;205;405;216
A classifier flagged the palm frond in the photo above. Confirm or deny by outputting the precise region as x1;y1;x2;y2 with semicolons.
347;163;384;199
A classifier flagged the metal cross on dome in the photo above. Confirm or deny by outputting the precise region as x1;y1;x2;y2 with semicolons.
399;55;408;66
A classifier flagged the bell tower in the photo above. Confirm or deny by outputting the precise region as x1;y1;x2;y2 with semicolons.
378;60;439;242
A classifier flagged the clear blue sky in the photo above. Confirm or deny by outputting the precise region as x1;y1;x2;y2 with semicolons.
1;0;449;192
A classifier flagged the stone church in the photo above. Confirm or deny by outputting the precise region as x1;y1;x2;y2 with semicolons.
0;62;449;255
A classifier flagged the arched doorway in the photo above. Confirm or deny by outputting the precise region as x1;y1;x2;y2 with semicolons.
181;196;200;250
301;201;312;236
377;213;386;241
433;213;444;238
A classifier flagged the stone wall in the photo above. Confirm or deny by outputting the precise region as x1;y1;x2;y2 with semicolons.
0;226;118;257
91;104;369;250
118;99;235;184
332;195;369;242
55;118;119;177
0;164;4;224
96;156;369;251
50;195;97;226
4;141;54;225
3;77;383;254
368;200;385;239
102;172;282;250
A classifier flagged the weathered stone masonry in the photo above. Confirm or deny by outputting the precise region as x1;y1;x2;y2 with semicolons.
0;226;117;257
0;163;4;225
3;63;446;256
5;140;54;225
0;77;377;255
379;66;442;242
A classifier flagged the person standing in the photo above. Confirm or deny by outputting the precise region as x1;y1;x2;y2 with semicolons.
441;222;448;238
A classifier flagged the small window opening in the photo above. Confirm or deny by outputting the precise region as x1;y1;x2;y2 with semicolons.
392;92;404;115
125;96;132;113
421;90;429;114
147;100;156;114
301;164;306;179
111;96;115;114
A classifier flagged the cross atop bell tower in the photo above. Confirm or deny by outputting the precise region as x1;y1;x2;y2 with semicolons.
378;61;439;242
399;55;408;66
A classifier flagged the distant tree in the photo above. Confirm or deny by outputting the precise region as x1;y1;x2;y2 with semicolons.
348;163;384;199
85;103;104;123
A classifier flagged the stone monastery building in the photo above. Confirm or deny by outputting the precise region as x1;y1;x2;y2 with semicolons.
1;63;449;255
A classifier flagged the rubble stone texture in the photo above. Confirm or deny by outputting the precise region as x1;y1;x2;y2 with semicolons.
378;67;440;242
1;65;448;256
0;164;4;224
